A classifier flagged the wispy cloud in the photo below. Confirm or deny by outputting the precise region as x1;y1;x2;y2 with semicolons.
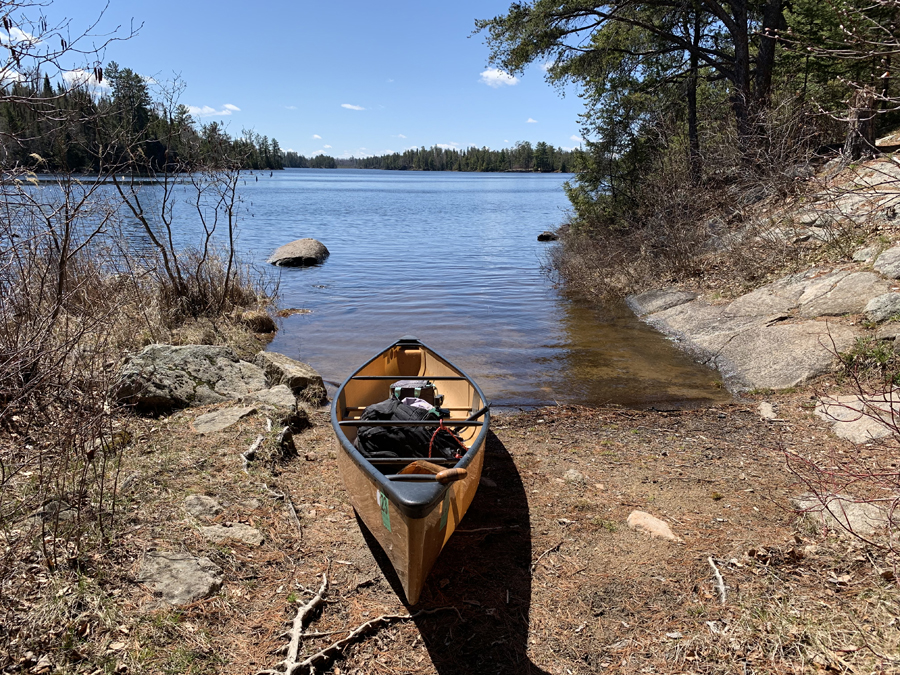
396;134;407;139
437;142;460;150
187;103;240;117
62;69;109;91
313;134;322;139
341;103;365;111
387;78;394;83
480;68;518;88
323;145;332;149
0;27;41;47
285;105;297;110
570;134;584;143
540;62;553;73
526;118;538;123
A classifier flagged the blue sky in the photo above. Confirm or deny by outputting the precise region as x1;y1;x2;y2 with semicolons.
48;0;586;158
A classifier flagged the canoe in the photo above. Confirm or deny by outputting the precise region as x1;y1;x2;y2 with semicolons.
331;336;490;604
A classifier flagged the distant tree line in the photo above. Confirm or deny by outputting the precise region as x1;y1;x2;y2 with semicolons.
0;62;284;172
280;142;576;172
354;142;575;172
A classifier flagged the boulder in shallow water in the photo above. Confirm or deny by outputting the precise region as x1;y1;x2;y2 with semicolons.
537;231;558;242
267;238;329;267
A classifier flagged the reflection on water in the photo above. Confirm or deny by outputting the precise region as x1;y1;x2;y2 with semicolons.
250;170;727;409
86;168;726;409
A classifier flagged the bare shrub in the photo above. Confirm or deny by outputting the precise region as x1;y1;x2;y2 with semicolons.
552;94;824;300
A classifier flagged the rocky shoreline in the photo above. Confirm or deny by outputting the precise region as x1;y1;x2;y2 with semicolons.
627;156;900;396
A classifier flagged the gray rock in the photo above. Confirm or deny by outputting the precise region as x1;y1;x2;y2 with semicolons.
563;468;584;484
254;351;327;404
797;272;889;318
795;209;820;226
626;289;698;317
267;238;329;267
193;406;257;434
185;495;223;518
793;493;890;536
865;293;900;323
815;394;897;443
246;384;296;409
876;324;900;340
708;321;857;391
874;247;900;279
651;298;858;391
200;523;264;546
138;552;222;605
853;246;879;263
114;344;267;411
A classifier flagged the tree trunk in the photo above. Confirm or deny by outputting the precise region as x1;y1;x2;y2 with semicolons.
687;8;701;181
843;87;877;161
755;0;784;105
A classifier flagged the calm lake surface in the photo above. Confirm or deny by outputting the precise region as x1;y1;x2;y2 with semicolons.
217;169;726;409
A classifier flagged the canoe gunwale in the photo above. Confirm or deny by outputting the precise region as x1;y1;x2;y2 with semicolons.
330;336;490;520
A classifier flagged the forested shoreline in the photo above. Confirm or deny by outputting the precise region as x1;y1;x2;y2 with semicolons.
283;141;576;172
477;0;900;298
1;62;285;173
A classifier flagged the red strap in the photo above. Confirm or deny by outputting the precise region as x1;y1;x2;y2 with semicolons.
428;419;468;460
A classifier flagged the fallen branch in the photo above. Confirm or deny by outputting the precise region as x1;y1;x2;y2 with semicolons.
292;608;458;674
456;526;518;534
708;556;727;605
258;569;329;675
531;541;563;574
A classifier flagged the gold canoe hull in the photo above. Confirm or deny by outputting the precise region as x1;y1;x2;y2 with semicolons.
331;337;490;605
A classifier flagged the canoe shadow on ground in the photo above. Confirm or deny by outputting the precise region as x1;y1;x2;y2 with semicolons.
358;430;551;675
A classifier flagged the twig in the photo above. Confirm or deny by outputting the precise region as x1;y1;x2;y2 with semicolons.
258;568;329;675
263;483;285;500
455;526;517;534
531;541;563;574
292;608;459;674
285;495;303;540
242;434;264;473
708;556;727;605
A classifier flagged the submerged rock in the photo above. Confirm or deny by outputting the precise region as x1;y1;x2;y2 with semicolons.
537;231;559;242
267;238;329;267
626;289;697;317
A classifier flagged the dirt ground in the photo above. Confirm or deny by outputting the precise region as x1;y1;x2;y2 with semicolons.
3;390;900;675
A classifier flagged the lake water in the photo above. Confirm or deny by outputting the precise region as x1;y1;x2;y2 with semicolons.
217;169;726;409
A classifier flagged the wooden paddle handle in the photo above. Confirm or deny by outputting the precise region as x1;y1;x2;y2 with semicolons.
435;468;467;484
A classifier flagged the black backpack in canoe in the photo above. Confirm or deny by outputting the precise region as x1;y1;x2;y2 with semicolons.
355;397;466;461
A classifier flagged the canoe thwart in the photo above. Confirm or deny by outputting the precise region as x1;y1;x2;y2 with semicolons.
348;375;469;381
385;469;467;482
338;420;483;427
366;457;456;466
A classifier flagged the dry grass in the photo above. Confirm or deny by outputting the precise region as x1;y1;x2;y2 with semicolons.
3;392;899;674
